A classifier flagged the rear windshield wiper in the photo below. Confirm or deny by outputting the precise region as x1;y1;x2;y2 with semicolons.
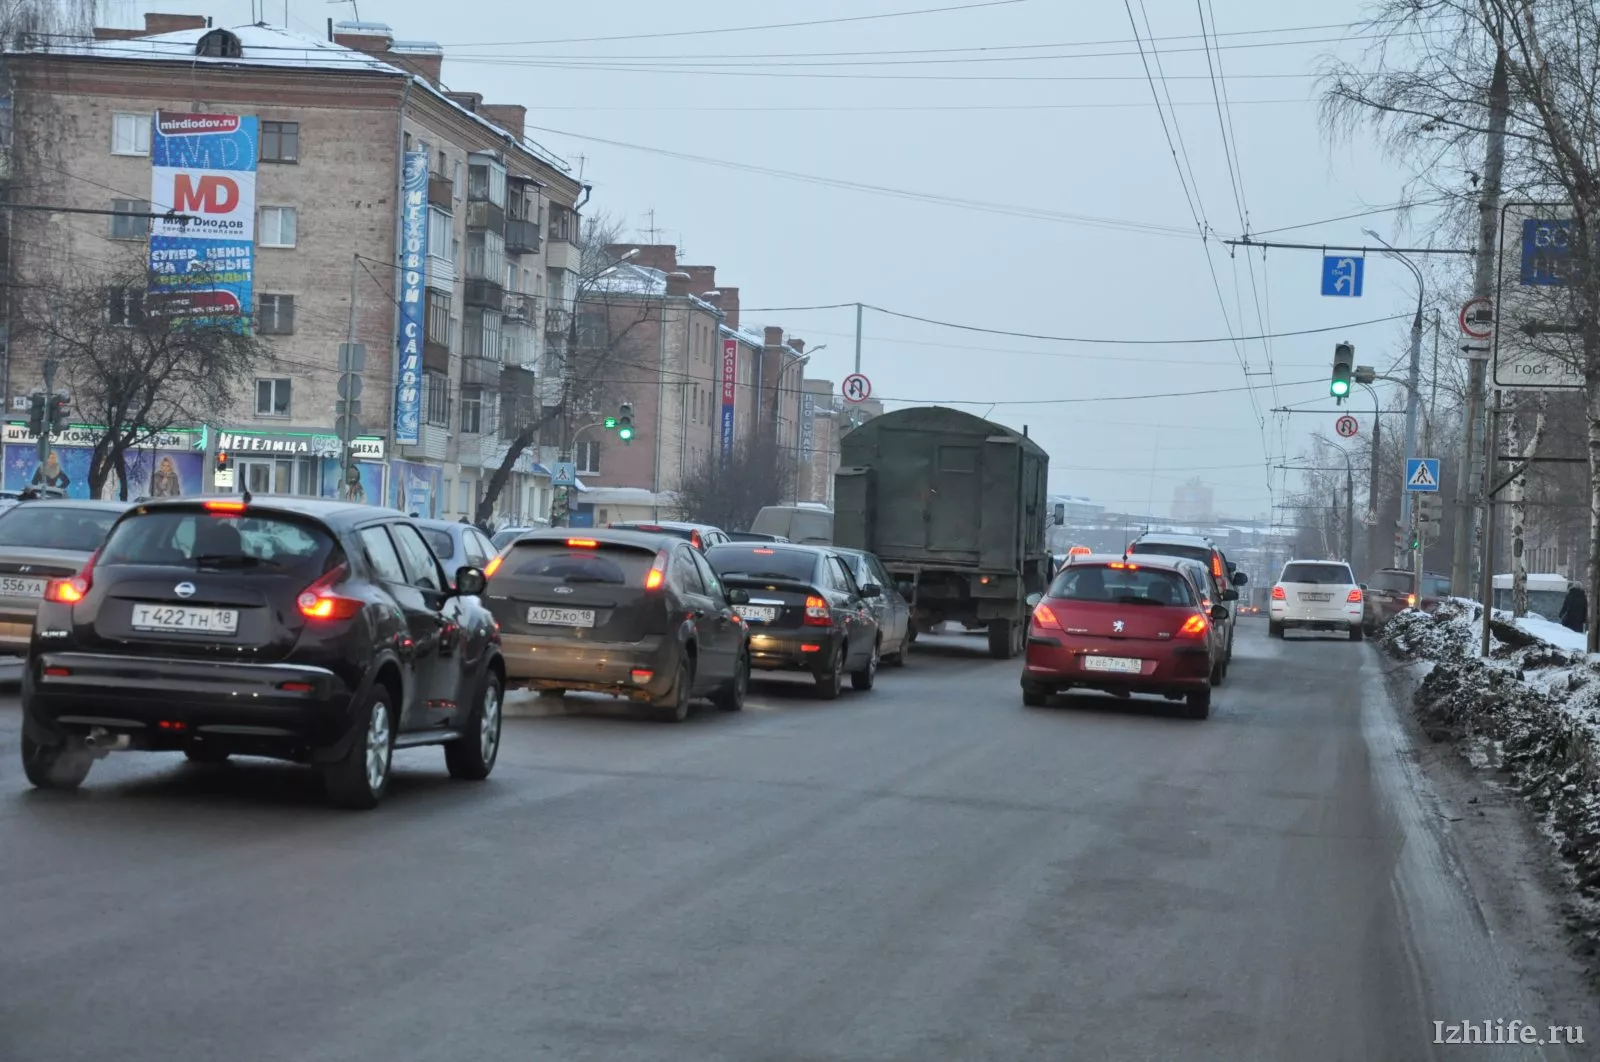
193;553;266;569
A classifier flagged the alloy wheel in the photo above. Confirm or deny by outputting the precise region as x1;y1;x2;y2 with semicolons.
365;701;392;793
480;681;502;763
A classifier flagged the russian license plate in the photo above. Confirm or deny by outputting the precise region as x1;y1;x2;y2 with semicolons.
1084;655;1142;674
1299;592;1332;602
527;606;596;628
735;605;777;623
0;576;46;598
131;603;239;634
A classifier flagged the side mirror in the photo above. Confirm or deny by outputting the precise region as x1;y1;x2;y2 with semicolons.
727;588;751;605
1231;570;1249;587
455;565;487;596
859;583;881;599
1026;592;1042;608
1358;583;1368;591
1221;588;1240;602
1211;604;1229;621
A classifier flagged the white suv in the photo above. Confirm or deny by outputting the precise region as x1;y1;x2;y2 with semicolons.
1268;560;1364;640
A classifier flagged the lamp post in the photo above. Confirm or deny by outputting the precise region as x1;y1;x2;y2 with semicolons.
1362;229;1424;540
1356;380;1382;573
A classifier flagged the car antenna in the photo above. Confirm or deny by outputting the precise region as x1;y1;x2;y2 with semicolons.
240;487;253;505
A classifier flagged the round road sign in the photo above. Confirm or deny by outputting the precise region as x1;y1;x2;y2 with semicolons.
842;373;873;403
1335;414;1359;438
1460;296;1493;339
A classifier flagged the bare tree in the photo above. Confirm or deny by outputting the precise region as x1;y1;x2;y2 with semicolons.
0;0;97;44
12;264;273;499
674;435;796;532
474;213;654;525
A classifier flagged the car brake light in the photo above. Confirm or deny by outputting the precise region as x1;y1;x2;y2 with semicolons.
1347;588;1363;603
484;553;504;578
1178;613;1209;638
566;538;598;548
1108;561;1138;570
45;549;99;604
1032;603;1061;629
644;549;668;590
753;548;775;554
1406;592;1416;606
297;564;362;621
1271;585;1286;600
204;499;247;513
804;595;831;626
691;531;703;549
1212;555;1224;578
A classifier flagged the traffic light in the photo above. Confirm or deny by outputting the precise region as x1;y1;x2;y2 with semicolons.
1331;342;1354;401
617;402;634;443
215;450;230;474
1417;494;1444;543
603;416;617;429
26;392;44;437
46;394;68;434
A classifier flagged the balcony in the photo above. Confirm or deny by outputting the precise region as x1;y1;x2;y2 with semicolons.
545;306;571;336
502;291;534;322
464;276;504;311
466;198;504;234
504;217;540;256
427;175;453;210
544;238;578;272
460;353;502;388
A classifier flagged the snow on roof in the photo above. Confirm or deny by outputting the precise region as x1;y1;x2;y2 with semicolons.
719;323;765;348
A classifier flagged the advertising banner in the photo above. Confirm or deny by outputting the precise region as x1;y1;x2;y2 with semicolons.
3;438;201;500
388;458;442;517
393;151;430;445
319;459;385;505
148;112;257;327
800;393;816;460
720;337;737;459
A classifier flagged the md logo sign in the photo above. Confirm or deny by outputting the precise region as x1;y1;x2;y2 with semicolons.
152;168;254;239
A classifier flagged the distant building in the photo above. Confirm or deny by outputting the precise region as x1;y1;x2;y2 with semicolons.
1171;478;1215;523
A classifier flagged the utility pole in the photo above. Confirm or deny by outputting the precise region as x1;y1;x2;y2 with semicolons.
335;254;365;502
1454;48;1508;598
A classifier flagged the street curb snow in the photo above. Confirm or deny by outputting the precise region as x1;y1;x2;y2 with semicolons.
1382;601;1600;970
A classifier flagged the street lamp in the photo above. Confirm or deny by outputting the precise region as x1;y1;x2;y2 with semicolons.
1362;228;1425;543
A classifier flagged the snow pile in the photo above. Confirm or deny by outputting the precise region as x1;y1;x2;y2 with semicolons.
1383;601;1600;903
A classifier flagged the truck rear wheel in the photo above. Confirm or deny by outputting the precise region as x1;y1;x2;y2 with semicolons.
987;619;1021;660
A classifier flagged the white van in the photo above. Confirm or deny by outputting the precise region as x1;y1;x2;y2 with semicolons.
749;505;833;545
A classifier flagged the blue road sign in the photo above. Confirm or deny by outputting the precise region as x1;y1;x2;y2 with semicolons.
1405;458;1440;492
1321;255;1364;297
551;461;577;488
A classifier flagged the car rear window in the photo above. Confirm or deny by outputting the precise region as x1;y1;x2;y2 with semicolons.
1281;562;1354;585
1369;570;1411;593
704;545;819;582
0;505;120;552
419;527;456;560
1129;541;1214;568
501;541;655;585
1049;563;1196;606
98;509;339;577
614;523;694;540
1423;575;1451;597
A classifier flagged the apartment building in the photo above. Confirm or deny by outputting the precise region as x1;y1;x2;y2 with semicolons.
0;13;582;519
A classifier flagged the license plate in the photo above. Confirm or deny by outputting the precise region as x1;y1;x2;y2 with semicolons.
526;606;595;628
1084;655;1142;674
131;603;239;634
0;576;46;598
735;605;777;623
1299;593;1332;602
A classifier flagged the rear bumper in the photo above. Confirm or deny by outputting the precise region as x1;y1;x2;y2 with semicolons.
747;628;836;672
22;652;358;755
0;603;39;655
1021;636;1211;695
1269;601;1362;629
500;632;676;700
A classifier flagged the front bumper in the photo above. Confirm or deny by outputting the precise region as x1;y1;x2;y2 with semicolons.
1021;635;1211;695
23;652;356;756
747;628;837;673
500;632;676;700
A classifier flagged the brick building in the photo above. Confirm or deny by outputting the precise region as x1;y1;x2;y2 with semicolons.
0;14;582;520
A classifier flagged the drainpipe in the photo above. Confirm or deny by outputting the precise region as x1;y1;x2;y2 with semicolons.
651;298;666;519
385;74;415;505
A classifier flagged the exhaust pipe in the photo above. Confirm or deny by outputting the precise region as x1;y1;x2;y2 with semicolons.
84;727;130;751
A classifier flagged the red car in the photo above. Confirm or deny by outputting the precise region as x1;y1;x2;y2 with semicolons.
1021;555;1226;720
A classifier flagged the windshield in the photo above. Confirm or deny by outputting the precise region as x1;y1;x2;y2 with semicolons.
704;545;818;582
419;527;457;560
1048;564;1197;606
0;505;120;552
99;510;339;577
503;542;655;584
1281;562;1354;585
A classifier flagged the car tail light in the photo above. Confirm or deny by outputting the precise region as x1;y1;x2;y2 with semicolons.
297;564;362;621
1406;592;1416;606
1178;613;1209;638
804;595;831;626
630;669;653;685
753;548;775;554
1347;588;1363;603
1032;603;1061;629
204;499;247;513
1212;554;1224;578
566;538;598;548
691;531;703;549
484;553;504;578
644;549;668;590
1271;585;1286;600
1108;561;1139;570
45;549;99;604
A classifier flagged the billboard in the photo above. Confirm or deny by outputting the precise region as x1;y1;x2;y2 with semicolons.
148;112;257;328
393;151;429;445
720;337;737;459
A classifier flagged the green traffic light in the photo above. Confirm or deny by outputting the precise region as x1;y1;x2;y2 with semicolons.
618;426;634;441
1330;379;1350;397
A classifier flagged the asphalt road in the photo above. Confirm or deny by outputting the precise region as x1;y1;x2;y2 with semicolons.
0;622;1593;1061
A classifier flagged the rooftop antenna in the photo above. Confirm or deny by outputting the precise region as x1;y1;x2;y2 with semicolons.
643;208;659;244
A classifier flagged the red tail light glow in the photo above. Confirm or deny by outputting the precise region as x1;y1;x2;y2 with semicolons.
1212;554;1224;578
753;548;775;554
484;554;504;578
1271;585;1286;600
1177;613;1209;638
804;595;831;626
45;549;99;604
644;549;668;590
1108;561;1139;570
204;499;247;513
1032;603;1061;629
1406;592;1417;606
566;538;598;548
1347;588;1364;603
297;564;362;621
691;531;703;549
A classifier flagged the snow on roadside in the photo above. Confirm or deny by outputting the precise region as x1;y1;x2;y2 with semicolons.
1381;601;1600;940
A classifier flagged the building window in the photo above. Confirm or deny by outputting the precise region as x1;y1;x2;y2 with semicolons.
257;294;295;335
107;286;144;327
549;205;574;243
576;439;600;475
427;290;451;346
260;121;299;163
460;386;483;434
111;112;150;156
468;158;507;207
109;199;150;240
259;206;297;248
428;208;453;259
255;378;292;417
424;371;450;427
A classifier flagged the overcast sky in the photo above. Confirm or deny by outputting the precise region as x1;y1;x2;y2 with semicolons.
104;0;1441;520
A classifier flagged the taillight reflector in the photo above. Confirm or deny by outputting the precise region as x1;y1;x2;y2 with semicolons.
1178;613;1209;638
297;564;362;621
630;669;653;684
801;644;822;652
279;681;315;693
204;499;247;513
1347;588;1363;603
1271;585;1286;600
42;666;70;677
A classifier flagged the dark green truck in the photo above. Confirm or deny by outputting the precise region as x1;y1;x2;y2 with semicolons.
833;406;1057;659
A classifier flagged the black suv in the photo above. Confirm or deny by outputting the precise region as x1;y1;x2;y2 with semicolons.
20;497;505;809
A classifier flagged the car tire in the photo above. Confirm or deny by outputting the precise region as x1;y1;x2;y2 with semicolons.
987;619;1018;660
712;648;749;712
1022;685;1049;708
321;685;395;810
851;639;880;691
1349;624;1364;642
1184;688;1212;720
184;746;230;764
21;732;93;790
653;650;693;722
445;669;503;781
907;623;919;644
1268;620;1284;639
883;635;907;667
814;642;845;700
1210;658;1227;685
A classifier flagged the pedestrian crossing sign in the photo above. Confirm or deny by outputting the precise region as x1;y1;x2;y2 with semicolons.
1405;458;1440;492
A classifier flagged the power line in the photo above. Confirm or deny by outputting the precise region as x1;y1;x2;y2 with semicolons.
526;99;1311;113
